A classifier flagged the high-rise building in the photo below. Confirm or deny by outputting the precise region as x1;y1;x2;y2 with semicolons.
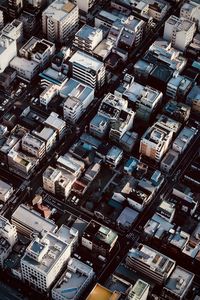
42;0;79;44
75;0;96;13
8;0;23;19
180;1;200;32
163;15;196;51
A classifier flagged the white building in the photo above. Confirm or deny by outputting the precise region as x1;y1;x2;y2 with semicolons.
32;127;57;152
73;24;103;53
126;244;176;285
2;19;23;43
19;37;55;69
56;154;85;177
163;15;196;51
21;133;46;159
180;1;200;32
44;112;66;140
52;258;95;300
166;75;192;99
26;0;46;7
0;180;14;202
61;78;94;123
0;216;17;268
162;266;194;300
140;115;181;162
21;231;74;291
43;166;62;195
75;0;96;13
69;50;105;89
42;0;79;44
10;56;39;80
40;84;59;107
0;34;17;73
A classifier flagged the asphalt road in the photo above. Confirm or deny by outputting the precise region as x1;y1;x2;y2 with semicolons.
0;282;27;300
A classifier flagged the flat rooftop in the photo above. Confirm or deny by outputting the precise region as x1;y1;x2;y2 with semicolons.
69;51;104;71
86;284;121;300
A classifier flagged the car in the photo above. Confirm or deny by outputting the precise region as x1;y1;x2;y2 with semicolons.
74;198;79;205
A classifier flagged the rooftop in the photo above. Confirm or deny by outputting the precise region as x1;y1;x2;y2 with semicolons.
86;284;121;300
43;0;76;21
69;51;104;71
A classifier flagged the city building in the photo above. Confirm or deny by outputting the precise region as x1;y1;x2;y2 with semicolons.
180;1;200;32
32;127;57;153
26;0;46;7
139;117;177;162
82;221;118;257
162;266;194;300
0;10;4;30
172;126;197;154
39;84;59;107
163;15;196;51
0;179;14;202
21;230;75;292
126;244;176;285
52;258;95;300
21;133;46;159
19;37;55;69
0;66;17;90
166;75;193;100
73;24;103;53
0;216;17;268
2;19;23;44
160;149;179;173
75;0;96;13
106;146;123;168
86;283;121;300
42;0;79;44
44;112;66;140
163;100;191;123
186;85;200;115
69;50;105;89
127;279;150;300
61;78;94;123
8;0;23;18
0;34;17;73
56;153;85;177
11;204;58;238
43;166;62;195
10;57;40;81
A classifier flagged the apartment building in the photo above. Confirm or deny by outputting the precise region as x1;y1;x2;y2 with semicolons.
61;78;94;123
166;75;192;100
0;34;17;73
8;0;23;18
180;1;200;32
42;0;79;44
75;0;96;13
21;133;46;159
0;10;4;30
172;126;197;154
32;127;57;153
164;15;196;51
73;24;103;54
44;112;66;140
69;51;105;89
10;57;40;81
127;279;150;300
2;19;23;43
126;244;176;285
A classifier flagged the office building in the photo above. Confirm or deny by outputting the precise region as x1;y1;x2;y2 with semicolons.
0;180;14;202
163;15;196;51
126;244;175;285
21;231;74;291
32;127;57;153
61;78;94;123
11;204;58;238
52;258;95;300
186;85;200;115
166;75;193;100
0;35;17;73
82;220;118;257
43;166;62;195
162;266;194;300
8;0;23;18
2;20;23;44
73;24;103;53
69;51;105;89
39;84;59;107
10;57;39;81
42;0;79;44
180;1;200;32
